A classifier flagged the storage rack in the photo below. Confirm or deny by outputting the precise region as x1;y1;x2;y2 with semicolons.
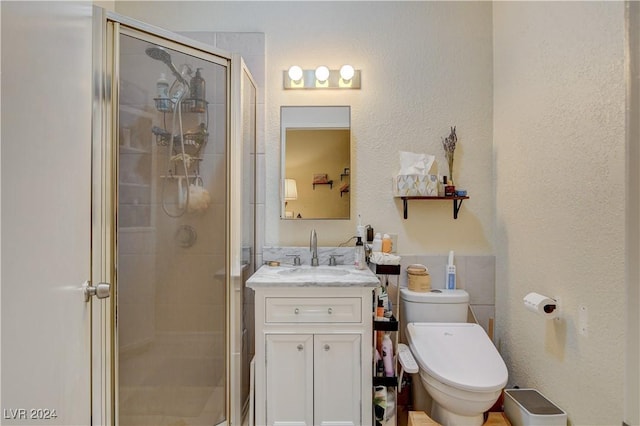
372;263;401;426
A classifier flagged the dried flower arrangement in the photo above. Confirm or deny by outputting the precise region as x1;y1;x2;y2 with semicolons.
441;126;457;183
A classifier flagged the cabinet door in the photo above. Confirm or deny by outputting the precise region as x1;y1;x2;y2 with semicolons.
314;334;362;426
266;334;314;426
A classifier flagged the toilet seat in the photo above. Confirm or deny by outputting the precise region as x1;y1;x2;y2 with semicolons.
406;322;508;393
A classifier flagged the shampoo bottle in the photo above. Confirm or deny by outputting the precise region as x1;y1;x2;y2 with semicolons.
189;68;206;112
446;250;457;289
156;73;171;112
354;236;366;270
381;333;395;377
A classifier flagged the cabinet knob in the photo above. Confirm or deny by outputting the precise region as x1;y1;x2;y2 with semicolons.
327;307;333;314
294;308;300;314
324;344;330;351
297;344;304;351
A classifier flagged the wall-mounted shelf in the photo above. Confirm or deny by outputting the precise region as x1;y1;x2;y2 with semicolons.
313;180;334;190
398;195;469;220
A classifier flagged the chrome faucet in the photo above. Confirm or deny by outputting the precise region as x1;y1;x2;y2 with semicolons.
310;229;319;266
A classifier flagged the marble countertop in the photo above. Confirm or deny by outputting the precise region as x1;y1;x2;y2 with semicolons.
246;264;380;288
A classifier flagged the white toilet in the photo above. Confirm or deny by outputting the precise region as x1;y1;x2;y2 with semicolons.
400;288;508;426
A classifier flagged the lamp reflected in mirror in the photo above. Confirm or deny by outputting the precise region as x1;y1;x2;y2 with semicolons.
284;178;298;219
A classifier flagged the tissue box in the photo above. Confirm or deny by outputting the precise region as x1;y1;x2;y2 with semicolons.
394;174;439;196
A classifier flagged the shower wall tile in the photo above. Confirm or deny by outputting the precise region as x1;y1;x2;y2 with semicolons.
215;33;265;57
178;31;216;48
256;203;265;258
257;154;266;204
470;305;495;336
256;104;265;155
464;256;495;305
212;64;228;106
212;103;227;155
156;303;218;333
119;229;156;255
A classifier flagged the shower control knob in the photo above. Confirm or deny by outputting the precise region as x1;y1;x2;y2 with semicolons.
83;280;111;302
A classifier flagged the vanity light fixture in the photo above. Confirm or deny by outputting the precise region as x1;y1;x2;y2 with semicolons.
315;66;330;87
287;65;304;88
284;64;361;89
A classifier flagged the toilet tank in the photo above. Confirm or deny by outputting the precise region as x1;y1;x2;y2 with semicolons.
400;288;469;323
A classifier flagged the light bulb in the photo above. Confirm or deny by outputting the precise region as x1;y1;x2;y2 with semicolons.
315;66;330;83
288;65;303;82
340;64;355;81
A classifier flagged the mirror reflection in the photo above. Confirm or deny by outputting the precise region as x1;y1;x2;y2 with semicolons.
281;106;351;220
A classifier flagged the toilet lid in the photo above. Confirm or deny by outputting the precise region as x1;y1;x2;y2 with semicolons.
406;322;508;392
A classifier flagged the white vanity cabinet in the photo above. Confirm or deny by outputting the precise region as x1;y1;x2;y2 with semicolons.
265;333;361;425
247;266;378;426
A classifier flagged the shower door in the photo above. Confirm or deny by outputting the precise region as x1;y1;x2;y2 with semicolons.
114;27;230;426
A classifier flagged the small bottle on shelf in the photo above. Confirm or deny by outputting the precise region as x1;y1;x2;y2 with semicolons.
156;73;171;112
445;176;456;197
371;233;382;252
354;236;366;270
189;68;206;112
381;333;395;377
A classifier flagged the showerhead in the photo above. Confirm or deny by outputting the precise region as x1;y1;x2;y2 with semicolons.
145;46;172;65
145;45;188;86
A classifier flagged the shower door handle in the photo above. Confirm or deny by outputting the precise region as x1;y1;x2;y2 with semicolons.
83;280;111;302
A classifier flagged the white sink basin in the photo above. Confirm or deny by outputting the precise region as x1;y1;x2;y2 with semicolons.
278;267;350;277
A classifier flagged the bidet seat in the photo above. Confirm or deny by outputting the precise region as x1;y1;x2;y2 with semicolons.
406;322;508;392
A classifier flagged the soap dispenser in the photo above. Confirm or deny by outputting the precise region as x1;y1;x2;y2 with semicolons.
354;236;366;270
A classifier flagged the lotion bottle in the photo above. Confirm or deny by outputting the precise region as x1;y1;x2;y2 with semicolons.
446;250;457;289
354;236;366;270
156;73;170;111
372;233;383;252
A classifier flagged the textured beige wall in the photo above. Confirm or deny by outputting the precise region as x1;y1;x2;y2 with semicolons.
493;2;626;424
116;1;495;254
114;1;633;422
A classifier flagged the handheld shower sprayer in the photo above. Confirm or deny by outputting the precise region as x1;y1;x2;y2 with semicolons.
145;46;190;87
146;44;193;218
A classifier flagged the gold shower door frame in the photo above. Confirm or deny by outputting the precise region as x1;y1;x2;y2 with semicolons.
93;10;236;425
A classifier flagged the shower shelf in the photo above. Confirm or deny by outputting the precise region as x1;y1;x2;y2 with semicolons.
153;127;208;156
160;175;201;179
120;146;148;155
154;97;208;114
119;182;150;188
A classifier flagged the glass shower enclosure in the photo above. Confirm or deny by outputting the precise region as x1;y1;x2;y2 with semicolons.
100;18;256;426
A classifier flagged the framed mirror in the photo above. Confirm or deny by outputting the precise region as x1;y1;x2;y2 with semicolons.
281;106;351;220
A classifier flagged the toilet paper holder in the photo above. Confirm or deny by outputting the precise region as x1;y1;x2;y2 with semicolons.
523;292;559;319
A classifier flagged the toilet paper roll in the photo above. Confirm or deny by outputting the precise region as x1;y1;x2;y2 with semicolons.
523;292;558;319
